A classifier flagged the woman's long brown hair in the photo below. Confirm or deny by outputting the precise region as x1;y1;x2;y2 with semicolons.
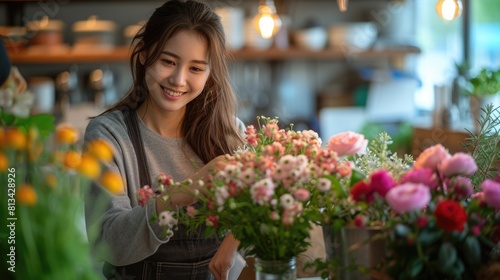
101;0;244;163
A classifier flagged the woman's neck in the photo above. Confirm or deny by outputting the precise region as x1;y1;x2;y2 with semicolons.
136;101;184;138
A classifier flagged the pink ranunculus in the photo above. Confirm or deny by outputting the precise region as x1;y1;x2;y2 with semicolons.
294;188;311;202
446;176;473;200
399;168;439;189
327;131;368;157
369;169;397;197
414;144;450;170
385;183;431;214
481;179;500;209
438;152;478;177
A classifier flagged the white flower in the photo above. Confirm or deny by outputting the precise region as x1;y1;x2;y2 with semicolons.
158;211;178;228
280;194;295;209
317;177;332;192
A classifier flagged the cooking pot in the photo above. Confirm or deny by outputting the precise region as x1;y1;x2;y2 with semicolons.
72;16;117;50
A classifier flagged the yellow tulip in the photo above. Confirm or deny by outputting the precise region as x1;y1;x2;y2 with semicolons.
27;142;43;162
87;139;113;163
56;124;79;145
0;153;8;172
5;128;27;150
17;184;37;206
100;171;124;194
63;151;81;170
77;154;101;179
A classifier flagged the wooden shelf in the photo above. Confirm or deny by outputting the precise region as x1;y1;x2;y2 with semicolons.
7;46;421;64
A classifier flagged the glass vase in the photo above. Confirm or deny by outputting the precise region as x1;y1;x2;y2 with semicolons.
322;225;386;280
254;257;296;280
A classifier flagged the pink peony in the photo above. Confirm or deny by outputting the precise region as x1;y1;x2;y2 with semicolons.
481;179;500;209
327;131;368;157
370;169;397;197
414;144;450;170
385;183;431;214
438;152;477;177
399;168;439;189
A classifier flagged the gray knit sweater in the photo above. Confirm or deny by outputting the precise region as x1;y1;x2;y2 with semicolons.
83;110;244;266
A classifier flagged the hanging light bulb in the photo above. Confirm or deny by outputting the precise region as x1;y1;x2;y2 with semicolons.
253;0;282;39
337;0;348;12
435;0;463;21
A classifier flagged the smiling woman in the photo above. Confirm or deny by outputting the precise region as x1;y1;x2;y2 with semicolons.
82;1;246;280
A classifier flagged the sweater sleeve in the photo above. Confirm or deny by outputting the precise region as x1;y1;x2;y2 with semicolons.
83;112;169;266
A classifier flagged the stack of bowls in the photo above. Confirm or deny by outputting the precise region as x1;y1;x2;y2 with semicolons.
328;22;378;51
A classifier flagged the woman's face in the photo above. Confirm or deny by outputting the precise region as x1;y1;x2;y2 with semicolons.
144;30;210;116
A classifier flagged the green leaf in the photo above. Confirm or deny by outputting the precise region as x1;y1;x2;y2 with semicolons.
416;228;441;245
438;242;457;273
26;114;56;137
349;168;366;186
408;258;424;278
463;236;481;268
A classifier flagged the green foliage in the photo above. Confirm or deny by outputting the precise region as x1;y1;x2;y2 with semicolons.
354;131;413;181
464;104;500;189
467;68;500;96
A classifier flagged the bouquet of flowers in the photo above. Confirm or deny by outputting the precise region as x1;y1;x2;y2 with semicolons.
139;116;365;263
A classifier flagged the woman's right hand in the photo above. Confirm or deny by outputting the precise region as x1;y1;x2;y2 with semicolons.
157;155;229;211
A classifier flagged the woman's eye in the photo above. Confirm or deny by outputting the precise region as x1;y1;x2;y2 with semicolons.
161;59;174;65
191;67;204;72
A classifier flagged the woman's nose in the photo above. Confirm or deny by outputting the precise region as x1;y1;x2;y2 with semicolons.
168;68;186;87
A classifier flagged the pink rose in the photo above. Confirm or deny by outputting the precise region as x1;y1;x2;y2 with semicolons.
481;179;500;209
386;183;431;214
370;169;397;197
414;144;450;170
438;153;477;177
400;168;439;189
327;131;368;157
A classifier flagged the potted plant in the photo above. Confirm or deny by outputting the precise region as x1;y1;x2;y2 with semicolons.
467;67;500;132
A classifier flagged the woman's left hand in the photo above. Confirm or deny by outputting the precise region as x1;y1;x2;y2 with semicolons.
209;233;240;280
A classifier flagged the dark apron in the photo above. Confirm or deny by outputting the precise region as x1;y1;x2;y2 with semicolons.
103;221;220;280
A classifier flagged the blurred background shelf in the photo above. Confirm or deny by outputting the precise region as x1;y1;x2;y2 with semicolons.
7;46;420;64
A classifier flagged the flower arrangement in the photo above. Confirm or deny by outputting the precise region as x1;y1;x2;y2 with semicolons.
0;75;122;279
383;143;500;279
138;116;363;264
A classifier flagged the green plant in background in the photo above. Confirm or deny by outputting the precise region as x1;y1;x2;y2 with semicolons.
464;103;500;190
360;122;413;156
467;68;500;97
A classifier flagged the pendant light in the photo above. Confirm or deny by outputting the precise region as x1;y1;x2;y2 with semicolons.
253;0;282;39
337;0;348;12
435;0;463;21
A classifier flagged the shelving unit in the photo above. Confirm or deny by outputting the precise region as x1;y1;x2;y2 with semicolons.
7;46;420;64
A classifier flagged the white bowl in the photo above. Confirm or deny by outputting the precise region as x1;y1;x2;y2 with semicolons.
293;27;328;51
328;22;378;51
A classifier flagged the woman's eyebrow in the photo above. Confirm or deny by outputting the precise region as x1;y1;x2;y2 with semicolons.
161;51;208;65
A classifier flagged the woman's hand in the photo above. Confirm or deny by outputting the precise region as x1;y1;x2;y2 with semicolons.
209;233;240;280
156;155;229;212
